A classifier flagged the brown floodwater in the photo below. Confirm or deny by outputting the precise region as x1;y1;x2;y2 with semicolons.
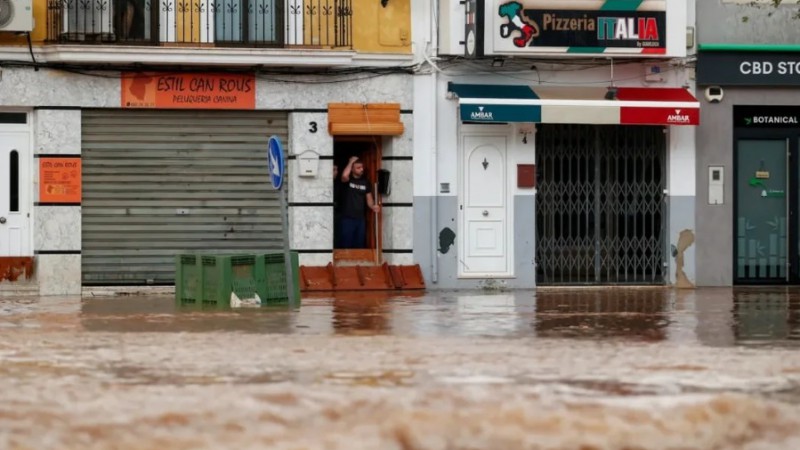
1;287;800;449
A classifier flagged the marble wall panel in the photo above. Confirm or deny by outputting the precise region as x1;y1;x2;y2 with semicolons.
256;75;413;110
298;253;334;267
288;159;334;204
0;68;119;107
289;113;332;157
384;114;414;158
34;207;81;251
290;206;333;249
384;253;414;265
37;254;82;296
382;206;413;251
34;110;82;155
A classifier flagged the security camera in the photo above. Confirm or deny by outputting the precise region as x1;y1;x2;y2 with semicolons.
705;86;724;103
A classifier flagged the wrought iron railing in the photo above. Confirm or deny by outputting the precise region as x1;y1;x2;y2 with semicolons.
46;0;353;48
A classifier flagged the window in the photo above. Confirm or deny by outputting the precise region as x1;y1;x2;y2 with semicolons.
10;150;19;212
0;113;26;124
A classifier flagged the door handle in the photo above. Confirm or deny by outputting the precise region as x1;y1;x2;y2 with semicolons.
482;210;489;217
0;217;5;224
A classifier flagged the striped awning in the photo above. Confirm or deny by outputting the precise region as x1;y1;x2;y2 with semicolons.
449;83;700;126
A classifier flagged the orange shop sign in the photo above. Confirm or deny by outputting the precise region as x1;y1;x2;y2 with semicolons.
121;72;256;109
39;158;81;204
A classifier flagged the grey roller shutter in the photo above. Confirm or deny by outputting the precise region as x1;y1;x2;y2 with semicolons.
81;109;289;285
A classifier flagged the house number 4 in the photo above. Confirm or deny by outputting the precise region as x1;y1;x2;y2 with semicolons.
309;121;318;133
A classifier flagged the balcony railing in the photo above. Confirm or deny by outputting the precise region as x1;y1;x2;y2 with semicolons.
46;0;353;48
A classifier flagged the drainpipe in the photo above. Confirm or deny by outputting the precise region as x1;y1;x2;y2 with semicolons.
429;0;439;283
430;73;439;284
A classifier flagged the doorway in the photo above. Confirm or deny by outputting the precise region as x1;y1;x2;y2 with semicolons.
333;138;382;263
0;118;31;257
734;136;799;284
459;134;511;276
536;124;667;285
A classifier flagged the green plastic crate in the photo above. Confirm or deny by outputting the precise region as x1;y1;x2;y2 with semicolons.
201;254;259;308
175;254;202;308
256;251;300;304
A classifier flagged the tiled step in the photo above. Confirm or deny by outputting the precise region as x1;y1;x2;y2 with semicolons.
300;263;426;292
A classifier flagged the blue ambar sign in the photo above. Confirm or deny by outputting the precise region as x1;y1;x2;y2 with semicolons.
460;104;541;123
267;136;284;190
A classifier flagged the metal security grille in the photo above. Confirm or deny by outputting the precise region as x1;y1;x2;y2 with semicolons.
81;109;288;285
536;124;666;285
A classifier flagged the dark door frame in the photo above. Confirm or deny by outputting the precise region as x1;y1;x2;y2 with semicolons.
536;124;667;285
733;128;800;285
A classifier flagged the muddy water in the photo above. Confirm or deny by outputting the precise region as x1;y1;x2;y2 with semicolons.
2;288;800;449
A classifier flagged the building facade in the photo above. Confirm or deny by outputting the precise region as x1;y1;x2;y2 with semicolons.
0;0;418;295
695;0;800;286
414;0;699;289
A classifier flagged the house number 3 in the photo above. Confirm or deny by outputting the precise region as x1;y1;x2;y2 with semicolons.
309;121;318;133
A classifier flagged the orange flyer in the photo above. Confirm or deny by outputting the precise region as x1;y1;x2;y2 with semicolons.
39;158;81;203
121;72;256;110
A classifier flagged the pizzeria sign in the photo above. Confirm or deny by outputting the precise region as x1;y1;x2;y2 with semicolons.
477;0;667;56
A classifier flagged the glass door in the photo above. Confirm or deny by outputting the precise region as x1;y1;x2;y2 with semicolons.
735;139;789;283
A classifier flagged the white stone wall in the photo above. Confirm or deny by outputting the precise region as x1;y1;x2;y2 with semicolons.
0;68;413;109
33;109;83;296
1;66;415;293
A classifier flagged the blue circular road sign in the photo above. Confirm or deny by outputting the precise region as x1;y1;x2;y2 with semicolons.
267;136;285;190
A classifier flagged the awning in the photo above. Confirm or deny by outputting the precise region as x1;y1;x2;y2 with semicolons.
328;103;405;136
449;83;700;126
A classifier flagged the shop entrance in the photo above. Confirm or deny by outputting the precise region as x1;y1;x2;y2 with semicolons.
536;124;667;285
333;138;382;264
734;139;791;283
733;105;800;285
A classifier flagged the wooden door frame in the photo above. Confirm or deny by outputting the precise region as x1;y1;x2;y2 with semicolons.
333;136;383;264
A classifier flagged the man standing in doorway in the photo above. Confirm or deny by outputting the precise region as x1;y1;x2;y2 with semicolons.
340;156;380;248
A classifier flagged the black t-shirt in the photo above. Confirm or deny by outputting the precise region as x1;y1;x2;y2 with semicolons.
340;176;370;219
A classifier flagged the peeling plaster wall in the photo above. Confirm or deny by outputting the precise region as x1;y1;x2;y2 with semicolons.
698;1;800;45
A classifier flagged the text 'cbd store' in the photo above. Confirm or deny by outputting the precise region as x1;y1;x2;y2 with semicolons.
424;0;698;288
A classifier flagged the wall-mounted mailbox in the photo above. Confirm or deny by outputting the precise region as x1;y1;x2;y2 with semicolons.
517;164;535;188
298;151;319;177
378;169;391;196
709;166;724;205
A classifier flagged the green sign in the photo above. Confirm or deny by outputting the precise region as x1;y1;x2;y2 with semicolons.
749;177;785;198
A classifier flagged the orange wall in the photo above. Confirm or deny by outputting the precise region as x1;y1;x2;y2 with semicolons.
352;0;411;54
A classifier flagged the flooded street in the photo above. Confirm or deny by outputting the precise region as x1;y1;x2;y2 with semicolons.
2;288;800;449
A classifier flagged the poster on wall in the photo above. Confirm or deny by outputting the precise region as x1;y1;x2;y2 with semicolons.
488;0;667;55
39;157;81;204
121;73;256;109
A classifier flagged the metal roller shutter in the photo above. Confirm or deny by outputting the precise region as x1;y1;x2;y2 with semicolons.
81;109;289;285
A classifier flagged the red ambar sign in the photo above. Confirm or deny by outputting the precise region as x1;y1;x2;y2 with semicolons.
620;107;700;126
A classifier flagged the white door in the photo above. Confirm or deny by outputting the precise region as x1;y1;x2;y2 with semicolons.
0;132;30;256
461;135;510;275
